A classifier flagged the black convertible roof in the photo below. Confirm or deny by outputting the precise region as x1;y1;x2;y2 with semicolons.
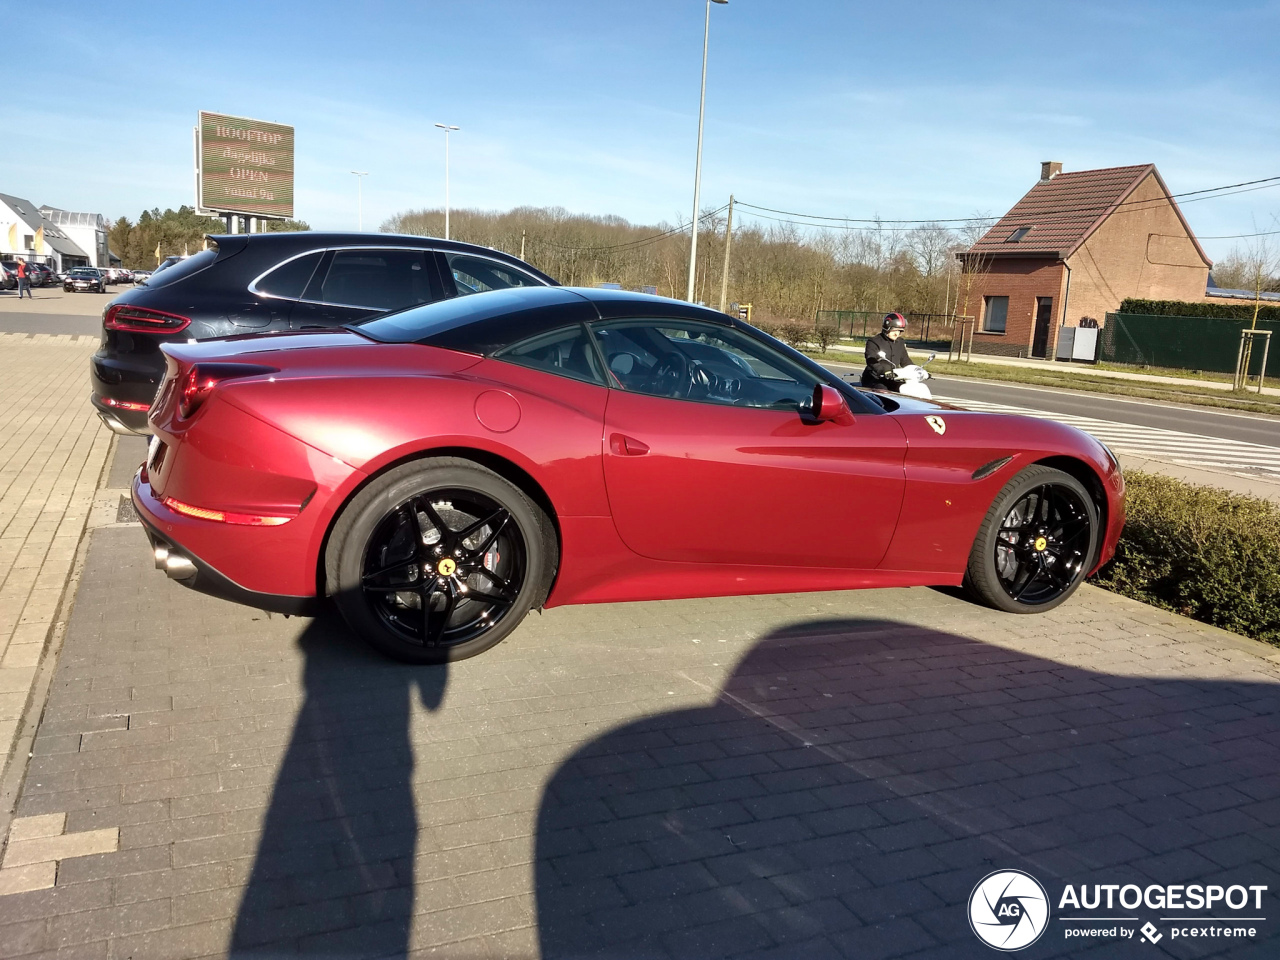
352;286;735;355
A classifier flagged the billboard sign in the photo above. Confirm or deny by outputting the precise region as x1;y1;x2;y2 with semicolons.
197;111;294;219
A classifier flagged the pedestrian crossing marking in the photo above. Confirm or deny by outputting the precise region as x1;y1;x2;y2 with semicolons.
934;395;1280;482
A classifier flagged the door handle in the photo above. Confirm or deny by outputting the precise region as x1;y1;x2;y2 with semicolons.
609;433;650;456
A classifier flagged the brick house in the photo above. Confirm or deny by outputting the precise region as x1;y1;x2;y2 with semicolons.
956;162;1212;358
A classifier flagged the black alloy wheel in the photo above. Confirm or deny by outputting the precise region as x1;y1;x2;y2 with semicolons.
329;459;556;663
964;465;1099;614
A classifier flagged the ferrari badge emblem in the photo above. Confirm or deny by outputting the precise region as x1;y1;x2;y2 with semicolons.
925;415;946;435
1034;537;1048;552
437;558;457;577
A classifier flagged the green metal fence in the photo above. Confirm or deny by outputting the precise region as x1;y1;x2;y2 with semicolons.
1099;313;1279;378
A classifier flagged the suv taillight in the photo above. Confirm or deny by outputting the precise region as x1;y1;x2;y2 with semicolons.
178;363;277;419
104;304;191;334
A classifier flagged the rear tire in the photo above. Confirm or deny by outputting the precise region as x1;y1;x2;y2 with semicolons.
327;458;556;663
964;466;1098;614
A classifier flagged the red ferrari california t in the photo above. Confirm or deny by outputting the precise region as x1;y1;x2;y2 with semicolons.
133;287;1124;662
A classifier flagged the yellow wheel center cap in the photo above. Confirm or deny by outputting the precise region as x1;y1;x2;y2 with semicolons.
1034;537;1048;552
437;558;457;576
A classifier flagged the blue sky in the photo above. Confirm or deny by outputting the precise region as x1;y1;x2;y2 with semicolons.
4;0;1279;261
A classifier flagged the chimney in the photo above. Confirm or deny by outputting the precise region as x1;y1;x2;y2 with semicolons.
1041;161;1063;181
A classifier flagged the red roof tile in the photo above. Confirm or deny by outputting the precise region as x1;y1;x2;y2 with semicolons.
965;164;1205;262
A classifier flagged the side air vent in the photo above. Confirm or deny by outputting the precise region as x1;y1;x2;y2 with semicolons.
972;456;1014;481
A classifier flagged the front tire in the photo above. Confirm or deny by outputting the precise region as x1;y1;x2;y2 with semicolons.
327;459;556;663
964;466;1098;614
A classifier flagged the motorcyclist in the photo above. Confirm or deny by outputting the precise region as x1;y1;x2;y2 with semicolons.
860;313;913;390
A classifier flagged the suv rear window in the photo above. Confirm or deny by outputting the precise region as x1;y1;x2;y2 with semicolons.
140;249;217;289
446;253;542;296
255;251;324;300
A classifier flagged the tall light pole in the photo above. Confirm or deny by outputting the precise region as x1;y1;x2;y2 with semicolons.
350;171;368;231
434;123;460;239
687;0;728;303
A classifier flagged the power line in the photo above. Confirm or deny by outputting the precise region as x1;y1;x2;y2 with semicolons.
734;174;1280;226
530;203;730;254
1196;227;1280;240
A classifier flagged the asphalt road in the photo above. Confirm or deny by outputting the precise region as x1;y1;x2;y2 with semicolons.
0;308;101;336
820;357;1280;450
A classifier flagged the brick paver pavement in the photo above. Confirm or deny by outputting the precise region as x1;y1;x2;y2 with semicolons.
0;427;1277;958
0;333;110;785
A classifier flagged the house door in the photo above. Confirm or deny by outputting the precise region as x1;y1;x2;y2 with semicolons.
1031;297;1054;359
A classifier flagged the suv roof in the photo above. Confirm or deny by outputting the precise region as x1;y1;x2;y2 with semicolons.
203;232;559;285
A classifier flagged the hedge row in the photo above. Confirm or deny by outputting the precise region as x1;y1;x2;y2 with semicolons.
1093;472;1280;646
1119;298;1280;324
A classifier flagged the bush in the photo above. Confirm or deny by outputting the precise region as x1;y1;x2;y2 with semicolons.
754;320;782;341
776;321;809;350
1119;298;1280;324
1094;472;1280;645
811;324;839;354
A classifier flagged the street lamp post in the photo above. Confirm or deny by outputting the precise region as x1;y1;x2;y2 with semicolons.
687;0;728;303
434;123;460;239
350;171;368;231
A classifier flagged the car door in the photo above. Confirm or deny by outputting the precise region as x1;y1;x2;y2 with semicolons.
594;318;908;569
286;247;441;329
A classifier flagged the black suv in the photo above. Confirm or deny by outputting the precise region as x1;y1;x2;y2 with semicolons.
90;232;557;435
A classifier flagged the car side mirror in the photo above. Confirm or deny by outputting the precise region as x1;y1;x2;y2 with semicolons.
811;384;855;424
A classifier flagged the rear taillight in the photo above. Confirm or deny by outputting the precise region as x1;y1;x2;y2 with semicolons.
178;363;277;419
104;304;191;334
101;397;151;412
161;496;295;526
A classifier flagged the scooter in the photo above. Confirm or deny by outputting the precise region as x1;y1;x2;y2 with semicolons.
895;353;937;400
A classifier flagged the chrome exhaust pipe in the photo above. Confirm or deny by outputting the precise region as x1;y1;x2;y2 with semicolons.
153;545;169;569
164;554;196;580
96;411;140;436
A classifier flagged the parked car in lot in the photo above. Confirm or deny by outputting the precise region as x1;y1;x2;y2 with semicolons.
64;267;106;293
91;232;555;434
0;262;15;290
29;263;54;286
131;270;152;282
133;286;1125;664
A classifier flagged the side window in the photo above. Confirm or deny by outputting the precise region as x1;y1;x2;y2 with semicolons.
494;325;604;385
316;249;434;311
983;295;1009;333
254;251;323;299
592;320;820;409
446;253;541;297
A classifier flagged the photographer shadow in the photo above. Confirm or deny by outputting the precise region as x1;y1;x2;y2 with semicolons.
229;611;449;958
535;619;1280;959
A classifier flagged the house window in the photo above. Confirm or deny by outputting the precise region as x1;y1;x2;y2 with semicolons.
1005;227;1031;242
983;296;1009;333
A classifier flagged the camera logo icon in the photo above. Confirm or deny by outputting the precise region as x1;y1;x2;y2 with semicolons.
969;870;1050;951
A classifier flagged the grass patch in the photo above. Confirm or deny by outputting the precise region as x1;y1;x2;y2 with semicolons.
809;343;1280;416
926;360;1280;416
1094;472;1280;646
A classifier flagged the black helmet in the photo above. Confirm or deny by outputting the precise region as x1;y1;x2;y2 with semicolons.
882;312;907;333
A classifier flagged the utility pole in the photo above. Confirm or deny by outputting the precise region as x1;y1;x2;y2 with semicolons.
718;194;734;313
351;171;368;231
686;0;728;302
434;123;459;239
520;230;526;261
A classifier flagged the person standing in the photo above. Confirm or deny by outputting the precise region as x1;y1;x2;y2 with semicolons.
16;260;33;299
